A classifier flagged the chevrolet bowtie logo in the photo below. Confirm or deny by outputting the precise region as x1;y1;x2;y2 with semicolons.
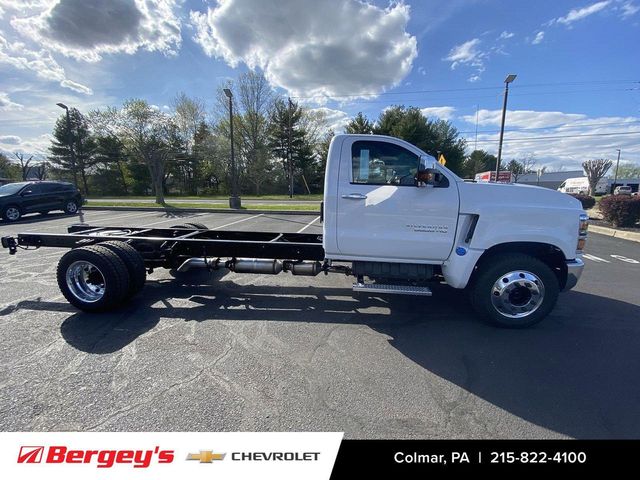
186;451;226;463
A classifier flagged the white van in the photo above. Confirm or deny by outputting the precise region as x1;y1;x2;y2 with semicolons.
557;177;608;195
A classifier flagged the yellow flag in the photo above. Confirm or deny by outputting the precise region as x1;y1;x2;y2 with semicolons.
438;153;446;166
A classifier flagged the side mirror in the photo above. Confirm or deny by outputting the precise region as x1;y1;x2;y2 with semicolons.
22;190;33;196
416;154;438;187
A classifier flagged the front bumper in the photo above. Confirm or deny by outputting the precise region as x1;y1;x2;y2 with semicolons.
563;258;584;291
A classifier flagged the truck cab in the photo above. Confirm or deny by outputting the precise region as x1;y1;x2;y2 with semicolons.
323;134;587;327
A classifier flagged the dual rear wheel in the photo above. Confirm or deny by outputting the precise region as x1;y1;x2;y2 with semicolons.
57;241;146;312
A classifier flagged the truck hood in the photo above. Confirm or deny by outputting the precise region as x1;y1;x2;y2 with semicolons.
458;181;583;212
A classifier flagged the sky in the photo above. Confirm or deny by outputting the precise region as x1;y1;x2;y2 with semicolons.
1;0;639;171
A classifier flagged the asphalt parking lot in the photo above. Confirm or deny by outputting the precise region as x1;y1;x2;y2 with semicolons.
1;209;639;438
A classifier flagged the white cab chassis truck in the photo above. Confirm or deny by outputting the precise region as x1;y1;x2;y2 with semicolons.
2;135;587;328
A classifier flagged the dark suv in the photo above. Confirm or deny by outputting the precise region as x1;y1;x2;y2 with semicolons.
0;181;83;222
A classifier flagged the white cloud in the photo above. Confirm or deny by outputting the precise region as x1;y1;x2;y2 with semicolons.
551;1;611;26
0;92;23;111
444;38;483;70
468;74;481;83
189;0;417;100
620;1;640;17
498;31;514;39
462;109;587;128
10;0;182;62
461;109;640;169
0;34;93;94
0;135;21;145
421;106;456;120
532;31;545;44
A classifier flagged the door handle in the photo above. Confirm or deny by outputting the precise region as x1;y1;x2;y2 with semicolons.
341;193;367;200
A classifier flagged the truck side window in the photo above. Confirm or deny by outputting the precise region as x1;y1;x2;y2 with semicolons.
351;141;419;186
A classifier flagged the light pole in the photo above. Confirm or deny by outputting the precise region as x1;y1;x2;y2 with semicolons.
56;102;78;189
223;89;241;209
495;74;517;181
613;149;621;193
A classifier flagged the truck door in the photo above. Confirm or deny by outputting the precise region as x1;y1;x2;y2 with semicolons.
336;138;459;262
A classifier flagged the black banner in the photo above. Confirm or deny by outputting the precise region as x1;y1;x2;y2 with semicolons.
330;440;638;477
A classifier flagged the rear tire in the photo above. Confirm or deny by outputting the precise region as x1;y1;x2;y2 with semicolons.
2;205;22;222
98;241;146;298
57;245;130;312
184;222;208;230
469;253;559;328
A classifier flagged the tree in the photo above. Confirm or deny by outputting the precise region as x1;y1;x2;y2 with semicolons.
372;106;466;175
463;150;496;178
93;135;129;194
235;71;274;195
345;112;374;134
13;152;33;180
505;159;526;181
268;98;307;196
171;93;206;194
49;108;97;194
612;162;640;179
0;152;20;180
94;100;175;204
582;158;613;196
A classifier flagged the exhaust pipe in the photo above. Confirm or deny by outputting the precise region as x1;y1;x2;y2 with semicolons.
285;261;322;276
177;257;220;272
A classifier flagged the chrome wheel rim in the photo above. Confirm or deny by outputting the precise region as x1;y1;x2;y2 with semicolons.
66;261;105;303
491;270;544;318
6;207;20;221
66;201;78;213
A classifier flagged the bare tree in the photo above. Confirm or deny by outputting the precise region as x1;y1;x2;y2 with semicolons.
13;152;33;180
172;92;206;154
582;158;612;196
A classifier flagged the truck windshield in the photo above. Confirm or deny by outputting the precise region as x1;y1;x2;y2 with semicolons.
0;182;28;195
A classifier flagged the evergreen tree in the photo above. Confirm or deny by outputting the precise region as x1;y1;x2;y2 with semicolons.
345;112;374;134
49;108;97;194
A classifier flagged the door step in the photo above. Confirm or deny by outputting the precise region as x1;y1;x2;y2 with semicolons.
352;282;432;296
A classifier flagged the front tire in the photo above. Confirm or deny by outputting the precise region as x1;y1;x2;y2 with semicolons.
64;200;79;214
469;253;559;328
2;205;22;222
57;245;130;312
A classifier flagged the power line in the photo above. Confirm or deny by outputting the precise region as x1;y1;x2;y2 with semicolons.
472;130;640;143
289;80;639;100
456;119;640;135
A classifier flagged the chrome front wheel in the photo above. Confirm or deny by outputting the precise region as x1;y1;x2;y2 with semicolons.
490;270;545;319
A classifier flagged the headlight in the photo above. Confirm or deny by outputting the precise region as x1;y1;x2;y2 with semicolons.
579;213;589;236
577;213;589;252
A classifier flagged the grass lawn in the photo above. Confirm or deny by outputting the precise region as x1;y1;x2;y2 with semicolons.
86;200;320;212
89;194;323;201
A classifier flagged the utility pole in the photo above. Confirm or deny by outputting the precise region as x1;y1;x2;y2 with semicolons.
495;74;517;181
613;149;621;194
474;104;479;152
223;88;241;209
287;97;293;199
56;103;78;189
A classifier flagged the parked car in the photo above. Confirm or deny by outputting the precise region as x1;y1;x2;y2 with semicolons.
0;181;82;222
614;185;633;195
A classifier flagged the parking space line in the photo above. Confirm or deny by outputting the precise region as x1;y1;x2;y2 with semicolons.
296;216;321;233
210;214;264;230
583;254;610;263
610;254;639;264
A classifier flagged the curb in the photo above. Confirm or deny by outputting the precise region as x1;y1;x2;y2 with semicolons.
589;224;640;243
82;206;320;216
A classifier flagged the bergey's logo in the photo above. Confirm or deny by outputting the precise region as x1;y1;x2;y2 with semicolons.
18;446;44;464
